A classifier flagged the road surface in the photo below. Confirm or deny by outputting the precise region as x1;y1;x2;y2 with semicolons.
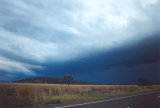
29;92;160;108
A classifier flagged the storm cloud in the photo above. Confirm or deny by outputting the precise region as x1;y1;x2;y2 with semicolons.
0;0;159;83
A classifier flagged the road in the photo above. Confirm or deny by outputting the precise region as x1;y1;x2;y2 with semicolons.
29;92;160;108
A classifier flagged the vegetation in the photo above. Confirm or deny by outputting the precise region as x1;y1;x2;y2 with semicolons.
16;76;88;84
0;82;159;108
137;78;152;86
63;74;73;86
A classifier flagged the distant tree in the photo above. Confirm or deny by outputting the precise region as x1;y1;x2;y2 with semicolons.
137;78;152;86
63;74;73;86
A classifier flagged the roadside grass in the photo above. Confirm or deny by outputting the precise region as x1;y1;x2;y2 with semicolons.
0;83;159;108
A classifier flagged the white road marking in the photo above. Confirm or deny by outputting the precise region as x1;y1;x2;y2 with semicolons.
126;107;131;108
157;96;160;99
55;92;154;108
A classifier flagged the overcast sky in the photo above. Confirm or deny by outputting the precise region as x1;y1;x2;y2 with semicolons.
0;0;160;83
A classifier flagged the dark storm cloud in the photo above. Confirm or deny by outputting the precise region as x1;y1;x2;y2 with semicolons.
0;0;159;82
36;35;160;83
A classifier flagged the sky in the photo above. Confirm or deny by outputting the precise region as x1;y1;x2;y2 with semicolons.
0;0;160;84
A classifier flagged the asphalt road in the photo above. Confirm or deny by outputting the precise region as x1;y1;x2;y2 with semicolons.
29;92;160;108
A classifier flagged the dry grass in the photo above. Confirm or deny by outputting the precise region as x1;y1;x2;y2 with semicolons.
0;82;159;108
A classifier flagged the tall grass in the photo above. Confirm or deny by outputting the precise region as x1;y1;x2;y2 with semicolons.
0;83;159;108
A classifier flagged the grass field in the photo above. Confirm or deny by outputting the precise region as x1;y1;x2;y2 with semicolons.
0;82;159;108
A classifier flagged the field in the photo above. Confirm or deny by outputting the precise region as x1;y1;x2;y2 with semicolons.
0;83;159;108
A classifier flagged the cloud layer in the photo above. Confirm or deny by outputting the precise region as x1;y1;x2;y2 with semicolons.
0;0;160;81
